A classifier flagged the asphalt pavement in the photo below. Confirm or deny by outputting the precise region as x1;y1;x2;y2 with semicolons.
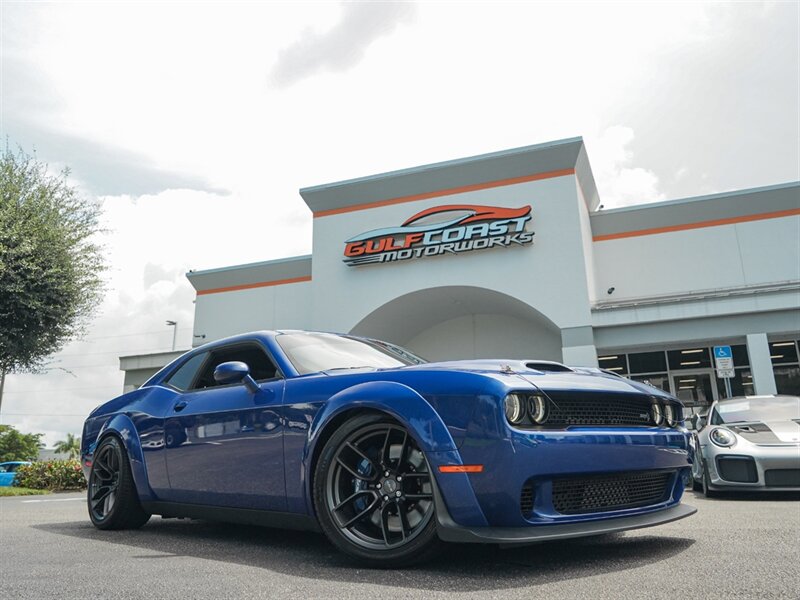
1;489;798;600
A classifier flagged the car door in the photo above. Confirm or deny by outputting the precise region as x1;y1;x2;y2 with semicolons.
163;342;286;511
0;464;14;486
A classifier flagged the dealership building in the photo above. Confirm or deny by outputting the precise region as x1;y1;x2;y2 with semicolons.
121;137;800;411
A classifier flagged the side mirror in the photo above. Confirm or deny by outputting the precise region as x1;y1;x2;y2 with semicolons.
213;361;260;393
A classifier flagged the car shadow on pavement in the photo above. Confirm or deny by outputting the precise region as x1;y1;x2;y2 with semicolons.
34;518;694;592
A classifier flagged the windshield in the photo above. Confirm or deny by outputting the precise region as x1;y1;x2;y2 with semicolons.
711;396;800;424
276;332;425;375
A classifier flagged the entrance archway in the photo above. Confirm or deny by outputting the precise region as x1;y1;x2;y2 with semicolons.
349;286;561;362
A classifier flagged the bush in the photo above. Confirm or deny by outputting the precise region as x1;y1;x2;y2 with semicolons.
14;459;86;491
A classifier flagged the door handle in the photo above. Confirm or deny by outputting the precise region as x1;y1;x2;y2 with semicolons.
173;400;188;412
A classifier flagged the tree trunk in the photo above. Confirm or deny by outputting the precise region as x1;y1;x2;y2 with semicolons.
0;367;5;415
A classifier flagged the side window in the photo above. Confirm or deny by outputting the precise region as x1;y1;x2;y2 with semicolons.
166;353;208;391
190;344;279;391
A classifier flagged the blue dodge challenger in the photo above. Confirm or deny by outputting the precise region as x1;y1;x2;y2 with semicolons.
82;330;696;566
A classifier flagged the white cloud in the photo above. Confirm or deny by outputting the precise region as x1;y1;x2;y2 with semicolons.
587;126;666;209
270;2;417;88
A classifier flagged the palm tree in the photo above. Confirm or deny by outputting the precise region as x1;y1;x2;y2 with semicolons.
54;433;80;459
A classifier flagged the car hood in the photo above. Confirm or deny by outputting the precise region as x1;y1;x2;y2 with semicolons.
727;421;800;445
406;359;675;401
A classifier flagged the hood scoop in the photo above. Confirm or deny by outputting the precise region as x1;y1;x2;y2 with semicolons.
733;425;757;433
525;361;574;373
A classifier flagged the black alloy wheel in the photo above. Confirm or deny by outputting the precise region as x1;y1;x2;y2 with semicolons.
314;414;441;567
87;436;150;530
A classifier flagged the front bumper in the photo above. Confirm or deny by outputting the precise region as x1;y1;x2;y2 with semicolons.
432;474;696;544
429;426;693;528
703;442;800;491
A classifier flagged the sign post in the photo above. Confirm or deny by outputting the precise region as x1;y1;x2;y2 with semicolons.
714;346;734;399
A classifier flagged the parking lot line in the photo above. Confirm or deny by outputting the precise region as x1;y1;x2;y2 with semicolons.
20;497;84;503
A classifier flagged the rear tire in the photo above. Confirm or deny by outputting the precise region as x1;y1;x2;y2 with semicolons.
87;436;150;530
313;414;442;567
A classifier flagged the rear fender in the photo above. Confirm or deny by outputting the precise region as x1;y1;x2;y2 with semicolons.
94;414;156;502
305;381;488;527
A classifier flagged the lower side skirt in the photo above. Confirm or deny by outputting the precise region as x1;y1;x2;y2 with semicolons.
141;501;321;532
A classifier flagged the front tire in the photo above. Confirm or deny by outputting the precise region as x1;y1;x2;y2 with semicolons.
87;436;150;530
701;460;718;498
313;414;441;567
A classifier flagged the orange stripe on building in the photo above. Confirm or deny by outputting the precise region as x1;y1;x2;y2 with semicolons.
592;208;800;242
314;168;576;218
196;275;312;296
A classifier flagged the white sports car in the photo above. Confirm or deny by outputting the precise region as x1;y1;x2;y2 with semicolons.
692;395;800;495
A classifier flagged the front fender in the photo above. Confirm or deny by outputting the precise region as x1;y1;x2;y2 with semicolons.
309;381;457;455
94;414;156;502
304;380;488;527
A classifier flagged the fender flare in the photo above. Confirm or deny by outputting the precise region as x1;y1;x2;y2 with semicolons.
302;380;488;527
96;414;156;502
307;380;457;457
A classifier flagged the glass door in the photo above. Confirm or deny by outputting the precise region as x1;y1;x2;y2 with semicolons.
671;370;720;412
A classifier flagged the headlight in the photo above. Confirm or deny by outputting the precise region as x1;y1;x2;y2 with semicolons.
650;402;664;426
664;404;677;427
527;394;548;424
504;393;525;425
710;427;736;447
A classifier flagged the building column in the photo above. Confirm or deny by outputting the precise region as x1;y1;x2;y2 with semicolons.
561;326;598;367
746;333;778;395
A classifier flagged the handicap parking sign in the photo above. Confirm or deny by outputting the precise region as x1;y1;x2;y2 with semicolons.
714;346;732;359
713;346;734;375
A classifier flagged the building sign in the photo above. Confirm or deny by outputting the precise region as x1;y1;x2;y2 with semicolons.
343;204;534;266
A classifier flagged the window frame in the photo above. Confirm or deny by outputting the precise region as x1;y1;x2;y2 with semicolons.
165;341;284;394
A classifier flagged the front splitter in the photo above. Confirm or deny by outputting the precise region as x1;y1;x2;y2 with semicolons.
436;502;697;546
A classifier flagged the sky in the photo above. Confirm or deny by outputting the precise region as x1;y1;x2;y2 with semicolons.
0;1;798;446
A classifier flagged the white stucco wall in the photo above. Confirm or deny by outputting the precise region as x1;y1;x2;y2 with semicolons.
406;313;562;362
309;174;595;337
592;215;800;301
192;280;313;344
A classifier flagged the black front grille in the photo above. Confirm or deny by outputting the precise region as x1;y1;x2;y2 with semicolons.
520;483;534;517
765;469;800;487
544;392;655;427
552;470;673;515
717;456;758;483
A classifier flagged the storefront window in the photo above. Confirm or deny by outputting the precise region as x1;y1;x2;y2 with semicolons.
769;341;800;395
721;368;753;398
671;372;715;407
630;373;669;392
667;347;712;370
769;341;799;365
774;366;800;396
628;351;667;374
731;344;750;367
599;343;791;400
597;354;628;375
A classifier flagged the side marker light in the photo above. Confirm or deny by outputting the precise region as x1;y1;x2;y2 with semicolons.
438;465;484;473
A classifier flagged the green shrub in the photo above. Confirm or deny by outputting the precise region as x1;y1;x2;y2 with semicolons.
0;487;49;496
14;459;86;491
